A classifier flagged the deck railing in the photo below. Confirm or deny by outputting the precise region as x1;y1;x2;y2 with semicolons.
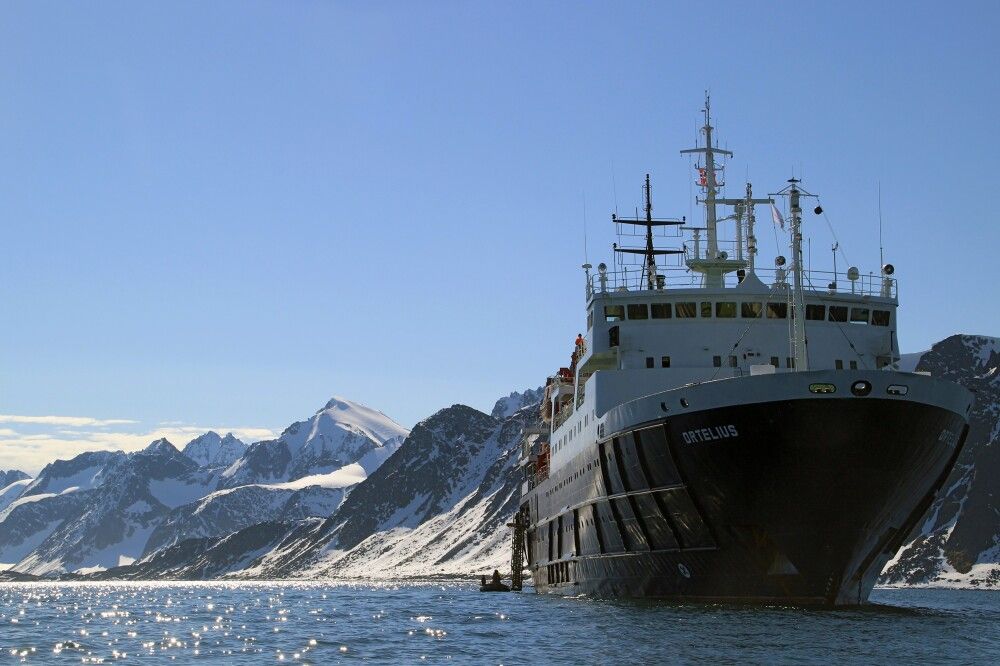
587;266;896;299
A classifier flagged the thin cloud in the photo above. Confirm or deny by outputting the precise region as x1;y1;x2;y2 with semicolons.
0;424;278;476
0;414;138;427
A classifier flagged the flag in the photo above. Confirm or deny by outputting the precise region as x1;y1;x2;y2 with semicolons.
771;204;785;230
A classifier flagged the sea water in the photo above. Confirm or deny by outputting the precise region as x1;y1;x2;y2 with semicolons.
0;582;996;664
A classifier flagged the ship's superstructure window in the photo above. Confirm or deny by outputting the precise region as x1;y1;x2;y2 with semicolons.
767;303;788;319
676;302;697;318
661;356;671;368
651;303;672;319
646;357;654;368
713;356;722;368
587;310;593;329
850;308;870;324
605;305;625;322
770;356;780;367
716;302;736;318
850;360;858;369
742;302;762;318
806;304;826;320
828;306;848;322
787;357;794;368
729;355;738;368
609;326;619;347
872;310;891;326
700;302;712;318
628;304;649;320
835;359;844;369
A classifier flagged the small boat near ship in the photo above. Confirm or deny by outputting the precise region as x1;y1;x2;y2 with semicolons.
515;96;972;605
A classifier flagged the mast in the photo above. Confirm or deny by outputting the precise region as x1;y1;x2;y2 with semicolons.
612;175;684;289
770;178;815;372
789;180;808;371
681;94;745;288
717;180;773;276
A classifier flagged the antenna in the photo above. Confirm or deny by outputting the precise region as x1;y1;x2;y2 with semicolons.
610;161;619;218
583;192;589;265
877;181;884;270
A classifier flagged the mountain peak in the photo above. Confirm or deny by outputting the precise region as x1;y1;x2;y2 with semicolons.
143;438;178;455
321;395;365;412
491;387;544;419
300;396;409;446
182;431;247;468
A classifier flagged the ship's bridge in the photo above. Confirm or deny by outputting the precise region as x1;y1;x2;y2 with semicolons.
579;266;897;382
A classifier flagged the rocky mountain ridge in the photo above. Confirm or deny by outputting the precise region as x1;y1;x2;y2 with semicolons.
879;335;1000;588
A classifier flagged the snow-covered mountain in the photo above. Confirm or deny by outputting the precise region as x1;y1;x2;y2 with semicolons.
182;432;248;468
1;440;217;575
218;397;408;488
0;396;409;577
491;387;544;419
880;335;1000;589
0;471;31;513
236;401;538;580
0;469;28;488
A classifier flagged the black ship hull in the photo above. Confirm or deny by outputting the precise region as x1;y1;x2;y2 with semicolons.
526;377;970;605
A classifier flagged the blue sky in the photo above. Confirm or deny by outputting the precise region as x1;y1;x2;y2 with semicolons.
1;1;998;472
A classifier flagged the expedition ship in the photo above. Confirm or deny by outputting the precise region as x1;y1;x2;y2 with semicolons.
516;97;972;605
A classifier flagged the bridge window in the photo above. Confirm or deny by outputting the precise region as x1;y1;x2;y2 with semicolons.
716;302;736;318
676;302;697;318
850;308;870;324
741;302;762;318
661;356;671;368
700;302;712;318
806;304;826;320
767;303;787;319
628;304;649;320
828;306;848;322
605;305;625;322
651;303;672;319
872;310;891;326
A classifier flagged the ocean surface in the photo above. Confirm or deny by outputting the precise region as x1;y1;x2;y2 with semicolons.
0;583;996;664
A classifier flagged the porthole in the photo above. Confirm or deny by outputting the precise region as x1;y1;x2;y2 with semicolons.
680;398;689;408
851;380;872;397
678;563;691;578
